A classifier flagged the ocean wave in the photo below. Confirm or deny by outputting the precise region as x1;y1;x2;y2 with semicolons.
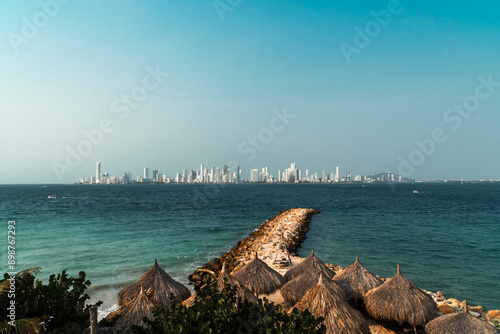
97;303;119;321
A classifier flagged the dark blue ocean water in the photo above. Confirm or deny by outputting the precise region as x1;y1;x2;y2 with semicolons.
0;183;498;312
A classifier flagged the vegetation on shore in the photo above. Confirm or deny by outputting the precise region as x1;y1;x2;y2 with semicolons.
129;276;326;334
0;268;101;334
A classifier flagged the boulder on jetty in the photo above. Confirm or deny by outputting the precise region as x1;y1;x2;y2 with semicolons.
426;298;498;334
333;254;383;304
487;310;500;321
365;264;438;328
118;259;191;306
281;266;347;306
231;252;285;295
294;273;371;334
284;249;335;282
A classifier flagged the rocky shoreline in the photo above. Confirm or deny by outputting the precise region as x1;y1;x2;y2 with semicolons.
425;291;500;331
189;208;500;332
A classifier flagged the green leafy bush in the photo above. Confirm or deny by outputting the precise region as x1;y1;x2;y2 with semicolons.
0;269;101;334
133;277;326;334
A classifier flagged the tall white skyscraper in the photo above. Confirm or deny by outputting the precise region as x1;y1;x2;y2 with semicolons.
96;162;101;184
144;167;149;179
250;169;259;183
335;166;340;183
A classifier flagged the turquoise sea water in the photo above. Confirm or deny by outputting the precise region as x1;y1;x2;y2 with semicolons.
1;183;499;312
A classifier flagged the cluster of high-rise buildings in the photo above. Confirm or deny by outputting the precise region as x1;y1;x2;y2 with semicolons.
79;162;411;185
80;162;241;185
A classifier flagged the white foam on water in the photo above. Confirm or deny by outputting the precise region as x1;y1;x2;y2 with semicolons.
98;303;120;321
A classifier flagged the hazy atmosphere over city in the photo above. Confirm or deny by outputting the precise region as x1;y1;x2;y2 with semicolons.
1;1;500;184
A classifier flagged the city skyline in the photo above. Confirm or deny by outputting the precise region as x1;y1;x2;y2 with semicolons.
79;161;499;186
1;2;500;184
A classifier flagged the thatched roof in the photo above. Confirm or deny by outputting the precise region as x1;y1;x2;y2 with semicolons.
107;286;157;331
294;273;371;334
182;263;258;308
425;299;497;334
333;255;383;302
231;252;285;295
284;250;336;282
281;266;347;306
218;262;258;303
118;259;191;306
365;264;438;327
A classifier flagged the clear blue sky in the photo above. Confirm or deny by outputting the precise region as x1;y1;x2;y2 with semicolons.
1;0;499;183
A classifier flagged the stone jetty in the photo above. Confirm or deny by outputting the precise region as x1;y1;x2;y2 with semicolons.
189;208;321;286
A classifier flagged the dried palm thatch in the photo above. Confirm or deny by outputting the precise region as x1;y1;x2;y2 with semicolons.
218;262;258;303
181;292;198;308
284;250;335;282
364;264;438;328
107;286;157;332
294;273;371;334
425;298;497;334
281;266;347;306
231;252;285;295
118;259;191;306
333;255;383;303
183;263;259;308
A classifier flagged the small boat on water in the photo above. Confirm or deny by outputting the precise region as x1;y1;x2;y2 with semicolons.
413;190;419;194
48;195;58;199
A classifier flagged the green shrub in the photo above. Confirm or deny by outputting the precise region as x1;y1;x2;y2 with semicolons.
133;277;326;334
0;269;101;334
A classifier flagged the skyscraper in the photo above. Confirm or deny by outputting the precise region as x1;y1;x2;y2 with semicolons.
96;162;101;184
335;166;340;183
144;167;149;179
250;169;259;183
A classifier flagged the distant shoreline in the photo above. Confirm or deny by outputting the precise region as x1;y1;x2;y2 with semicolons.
4;180;500;186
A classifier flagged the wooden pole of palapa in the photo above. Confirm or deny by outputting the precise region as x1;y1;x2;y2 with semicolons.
90;306;98;334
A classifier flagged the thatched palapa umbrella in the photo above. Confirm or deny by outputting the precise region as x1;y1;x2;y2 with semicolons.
284;250;336;282
333;255;383;303
294;273;371;334
281;266;347;305
425;298;497;334
119;259;191;306
218;262;258;303
365;264;438;329
107;286;157;331
183;263;258;307
232;252;285;295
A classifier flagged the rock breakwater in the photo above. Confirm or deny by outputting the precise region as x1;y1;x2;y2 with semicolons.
188;208;320;286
